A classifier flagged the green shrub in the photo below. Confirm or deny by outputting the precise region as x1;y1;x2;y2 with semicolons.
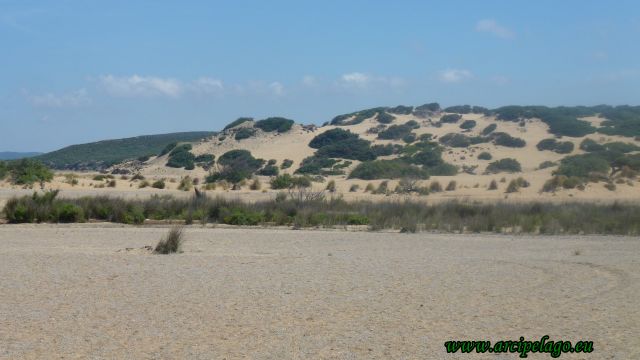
54;203;85;222
152;180;165;189
330;107;388;126
349;159;429;180
488;179;498;190
388;105;413;115
309;129;358;148
376;112;395;124
270;174;311;189
481;123;497;135
439;133;486;148
281;159;294;169
159;142;177;156
536;138;574;154
166;144;195;169
402;133;417;143
459;120;477;130
224;117;253;130
208;150;265;183
258;164;279;176
555;154;610;179
493;105;598;137
538;161;557;169
377;124;413;140
486;158;522;173
345;214;369;225
440;114;462;123
223;208;264;225
491;133;526;148
4;159;53;185
579;138;604;152
478;152;492;160
234;127;256;140
295;156;339;175
255;117;294;133
315;138;375;161
413;103;440;117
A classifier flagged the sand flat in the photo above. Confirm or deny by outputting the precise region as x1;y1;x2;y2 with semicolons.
0;225;638;359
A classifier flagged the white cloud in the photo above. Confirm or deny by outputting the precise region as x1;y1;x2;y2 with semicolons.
340;72;370;87
476;19;515;39
28;89;91;108
190;77;224;94
269;81;284;96
302;75;317;87
439;69;473;83
100;75;183;98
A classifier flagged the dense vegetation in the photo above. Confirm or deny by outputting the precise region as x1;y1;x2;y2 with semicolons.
459;120;477;130
0;159;53;185
254;117;295;133
349;135;456;179
440;114;462;123
444;105;489;115
166;144;195;169
330;107;388;126
36;131;214;170
388;105;413;115
206;149;265;183
412;103;440;117
234;127;257;140
377;124;415;140
536;138;575;154
223;117;253;130
5;191;640;235
481;123;497;135
485;158;522;173
309;129;358;149
348;159;429;180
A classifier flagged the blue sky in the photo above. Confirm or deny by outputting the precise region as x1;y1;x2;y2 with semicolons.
1;0;639;152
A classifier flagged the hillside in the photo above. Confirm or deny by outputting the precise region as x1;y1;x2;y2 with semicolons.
36;131;215;170
108;104;640;201
0;152;42;160
9;104;639;203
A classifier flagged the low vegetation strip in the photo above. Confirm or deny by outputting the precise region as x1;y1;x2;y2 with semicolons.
3;191;640;235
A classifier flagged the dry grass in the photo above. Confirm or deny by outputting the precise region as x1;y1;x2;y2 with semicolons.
154;226;185;254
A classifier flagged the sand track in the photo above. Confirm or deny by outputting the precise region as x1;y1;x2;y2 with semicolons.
0;225;638;359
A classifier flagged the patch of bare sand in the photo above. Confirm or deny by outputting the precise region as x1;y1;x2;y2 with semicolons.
0;225;638;358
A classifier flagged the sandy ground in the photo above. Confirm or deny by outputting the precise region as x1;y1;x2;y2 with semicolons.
0;225;638;359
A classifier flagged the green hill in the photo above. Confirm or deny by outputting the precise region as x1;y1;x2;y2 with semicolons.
36;131;215;170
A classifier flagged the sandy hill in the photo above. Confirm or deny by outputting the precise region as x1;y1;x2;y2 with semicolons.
7;104;637;203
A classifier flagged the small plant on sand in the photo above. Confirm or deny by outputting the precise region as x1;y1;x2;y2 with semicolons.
152;179;165;189
429;181;443;193
349;184;360;192
445;181;457;191
250;178;262;190
154;226;184;254
488;179;498;190
326;180;336;192
178;176;193;191
364;183;375;192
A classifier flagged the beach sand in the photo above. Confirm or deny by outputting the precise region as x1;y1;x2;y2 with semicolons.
0;225;638;358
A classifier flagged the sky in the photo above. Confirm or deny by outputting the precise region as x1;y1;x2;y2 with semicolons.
1;0;639;152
